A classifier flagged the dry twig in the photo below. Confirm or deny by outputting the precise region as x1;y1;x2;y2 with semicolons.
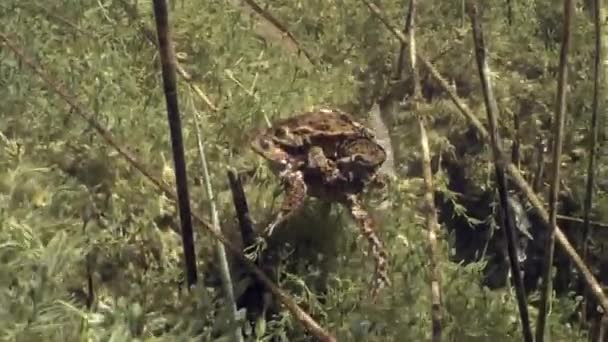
192;106;242;341
536;1;573;339
419;116;443;341
240;0;317;66
580;0;604;323
401;0;442;339
467;3;532;341
152;0;198;287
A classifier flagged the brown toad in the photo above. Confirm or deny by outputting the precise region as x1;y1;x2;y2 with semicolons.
250;108;390;299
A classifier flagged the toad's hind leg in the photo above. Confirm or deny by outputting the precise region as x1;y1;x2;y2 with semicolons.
263;168;308;237
345;194;391;300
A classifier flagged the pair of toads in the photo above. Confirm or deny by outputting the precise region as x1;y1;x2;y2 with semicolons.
250;108;391;299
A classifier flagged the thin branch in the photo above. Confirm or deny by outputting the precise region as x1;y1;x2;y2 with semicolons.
0;33;336;342
152;0;198;288
536;0;574;339
419;117;443;341
395;0;415;81
359;0;608;313
119;0;219;112
557;215;608;229
467;3;532;341
240;0;317;66
407;0;420;100
227;171;257;248
581;0;603;323
227;169;275;329
404;0;442;339
192;107;243;341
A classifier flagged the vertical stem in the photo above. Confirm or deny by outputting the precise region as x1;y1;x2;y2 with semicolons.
581;0;603;323
419;118;443;341
152;0;198;287
193;113;243;342
466;3;533;341
536;0;574;340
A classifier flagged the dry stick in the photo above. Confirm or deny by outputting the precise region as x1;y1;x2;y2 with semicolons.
359;0;608;313
227;171;257;248
227;170;274;324
419;119;443;341
467;3;533;341
152;0;197;288
558;215;608;230
119;0;218;112
394;0;416;80
536;0;574;339
240;0;317;67
403;0;442;339
0;34;337;342
406;0;419;99
192;109;243;342
581;0;603;323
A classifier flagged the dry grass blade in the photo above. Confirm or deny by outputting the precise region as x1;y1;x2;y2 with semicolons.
359;0;608;313
0;33;337;342
466;2;532;341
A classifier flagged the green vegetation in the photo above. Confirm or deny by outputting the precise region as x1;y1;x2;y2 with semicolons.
0;0;605;340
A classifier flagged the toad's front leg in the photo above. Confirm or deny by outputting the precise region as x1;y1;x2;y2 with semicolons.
263;166;308;237
306;146;345;184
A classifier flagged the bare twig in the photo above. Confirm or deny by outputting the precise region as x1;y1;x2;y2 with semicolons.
152;0;198;287
419;117;443;341
240;0;317;66
0;33;336;342
360;0;608;313
395;0;416;82
557;215;608;229
227;169;275;329
119;0;219;112
192;106;243;341
403;0;442;339
227;171;257;248
581;0;603;323
536;1;574;339
467;3;532;341
407;0;420;100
